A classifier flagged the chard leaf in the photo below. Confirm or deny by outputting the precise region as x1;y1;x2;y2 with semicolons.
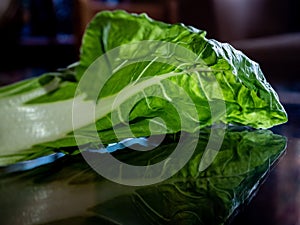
0;11;287;166
77;10;287;129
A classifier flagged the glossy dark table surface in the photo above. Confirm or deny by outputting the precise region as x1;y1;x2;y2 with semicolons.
231;102;300;225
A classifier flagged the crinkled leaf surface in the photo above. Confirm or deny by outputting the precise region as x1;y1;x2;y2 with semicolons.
0;11;287;166
77;10;287;129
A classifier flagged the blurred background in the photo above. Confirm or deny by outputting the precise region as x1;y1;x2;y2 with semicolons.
0;0;299;87
0;1;300;225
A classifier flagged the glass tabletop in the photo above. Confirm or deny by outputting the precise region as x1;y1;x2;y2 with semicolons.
231;102;300;225
0;124;288;225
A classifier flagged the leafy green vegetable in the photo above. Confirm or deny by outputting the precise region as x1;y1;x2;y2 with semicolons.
0;127;286;225
77;10;287;129
0;10;287;166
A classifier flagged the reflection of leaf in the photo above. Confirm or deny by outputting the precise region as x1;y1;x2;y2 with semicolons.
90;127;286;225
0;127;286;225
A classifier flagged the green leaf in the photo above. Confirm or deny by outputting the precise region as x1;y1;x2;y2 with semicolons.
77;10;287;129
0;11;287;166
